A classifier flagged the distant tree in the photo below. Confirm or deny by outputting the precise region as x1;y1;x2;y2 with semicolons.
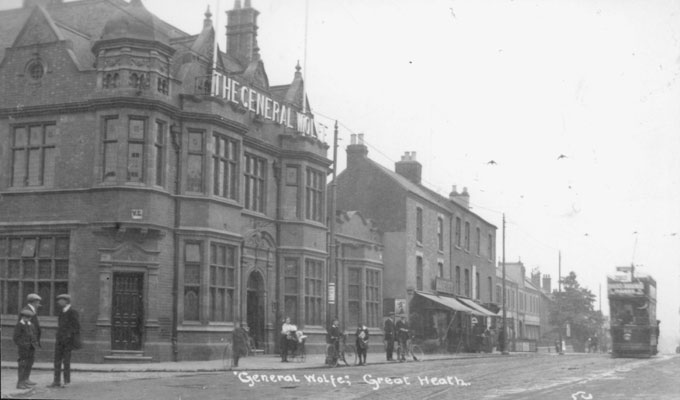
549;271;604;352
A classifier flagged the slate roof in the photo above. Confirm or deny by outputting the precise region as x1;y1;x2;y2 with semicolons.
363;157;496;228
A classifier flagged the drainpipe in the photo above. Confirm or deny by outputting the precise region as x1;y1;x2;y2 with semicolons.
273;148;283;354
170;122;182;362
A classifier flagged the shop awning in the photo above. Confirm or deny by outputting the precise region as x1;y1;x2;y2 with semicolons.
415;291;478;314
457;298;498;318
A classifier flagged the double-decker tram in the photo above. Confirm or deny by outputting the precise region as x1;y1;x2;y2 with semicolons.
607;267;658;358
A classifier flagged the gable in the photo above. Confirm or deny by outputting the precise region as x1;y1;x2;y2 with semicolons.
12;6;64;48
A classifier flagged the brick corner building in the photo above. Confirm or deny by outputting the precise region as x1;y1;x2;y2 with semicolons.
0;0;330;362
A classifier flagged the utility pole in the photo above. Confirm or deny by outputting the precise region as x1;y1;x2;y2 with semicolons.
558;251;564;355
501;213;508;355
328;121;339;327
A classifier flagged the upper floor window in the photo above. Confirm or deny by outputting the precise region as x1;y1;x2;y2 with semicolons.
103;117;119;181
416;208;423;244
154;121;166;187
213;135;238;200
127;118;146;182
11;123;56;187
455;217;461;247
488;233;494;260
244;154;266;212
416;256;423;291
305;168;324;222
438;262;444;278
488;277;493;302
437;217;444;251
187;130;204;193
476;227;481;255
464;268;470;297
456;266;461;294
464;221;470;251
475;272;481;300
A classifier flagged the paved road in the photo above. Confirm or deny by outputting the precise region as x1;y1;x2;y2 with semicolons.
2;354;678;399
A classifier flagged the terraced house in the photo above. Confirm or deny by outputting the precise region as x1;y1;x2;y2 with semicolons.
334;134;498;352
0;0;330;362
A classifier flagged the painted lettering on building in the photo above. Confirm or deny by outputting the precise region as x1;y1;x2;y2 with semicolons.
211;72;316;137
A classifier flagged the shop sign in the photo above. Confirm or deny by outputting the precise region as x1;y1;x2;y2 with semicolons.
435;277;455;295
211;72;315;137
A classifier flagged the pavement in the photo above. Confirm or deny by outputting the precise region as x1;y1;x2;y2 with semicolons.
1;351;530;398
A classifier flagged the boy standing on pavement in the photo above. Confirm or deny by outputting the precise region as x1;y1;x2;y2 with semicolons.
13;308;39;389
49;294;80;388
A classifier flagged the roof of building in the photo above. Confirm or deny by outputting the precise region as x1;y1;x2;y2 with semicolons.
359;156;497;228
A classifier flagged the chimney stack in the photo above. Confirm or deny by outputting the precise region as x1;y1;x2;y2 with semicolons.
542;274;552;294
450;185;470;209
226;0;260;66
395;151;422;184
347;133;368;167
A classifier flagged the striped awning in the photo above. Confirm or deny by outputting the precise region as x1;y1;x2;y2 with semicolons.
457;297;498;318
415;291;478;314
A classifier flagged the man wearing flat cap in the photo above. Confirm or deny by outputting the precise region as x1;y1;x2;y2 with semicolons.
16;293;42;386
49;294;80;388
13;308;39;389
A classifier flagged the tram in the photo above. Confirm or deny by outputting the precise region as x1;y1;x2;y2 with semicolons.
607;267;658;358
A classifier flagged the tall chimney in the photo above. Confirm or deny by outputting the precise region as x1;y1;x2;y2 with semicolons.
347;133;368;167
395;151;422;184
226;0;260;66
451;186;470;209
542;274;552;294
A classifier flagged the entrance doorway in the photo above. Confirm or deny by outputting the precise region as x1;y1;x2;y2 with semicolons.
246;271;265;349
112;272;144;350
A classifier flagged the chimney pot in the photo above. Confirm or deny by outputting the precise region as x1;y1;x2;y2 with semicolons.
350;134;357;145
358;133;364;145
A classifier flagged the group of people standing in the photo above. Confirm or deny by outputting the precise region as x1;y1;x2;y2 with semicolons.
383;312;410;361
12;293;81;390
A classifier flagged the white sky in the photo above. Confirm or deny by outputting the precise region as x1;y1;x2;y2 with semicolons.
2;0;679;352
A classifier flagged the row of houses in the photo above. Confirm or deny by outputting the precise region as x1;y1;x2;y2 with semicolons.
0;0;556;362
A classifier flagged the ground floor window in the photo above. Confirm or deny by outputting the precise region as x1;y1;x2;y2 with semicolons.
0;235;69;316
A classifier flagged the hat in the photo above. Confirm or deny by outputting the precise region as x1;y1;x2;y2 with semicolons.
27;293;42;302
20;308;35;317
56;294;71;302
388;312;395;316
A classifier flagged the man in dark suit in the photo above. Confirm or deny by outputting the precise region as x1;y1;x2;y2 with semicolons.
49;294;80;388
18;293;42;386
383;312;395;361
13;308;39;389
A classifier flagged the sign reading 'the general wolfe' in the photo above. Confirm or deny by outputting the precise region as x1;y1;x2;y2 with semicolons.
211;72;315;137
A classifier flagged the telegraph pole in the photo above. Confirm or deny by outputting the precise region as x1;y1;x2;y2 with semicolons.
501;213;509;355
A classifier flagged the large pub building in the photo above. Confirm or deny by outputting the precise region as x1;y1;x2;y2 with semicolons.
0;0;330;362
